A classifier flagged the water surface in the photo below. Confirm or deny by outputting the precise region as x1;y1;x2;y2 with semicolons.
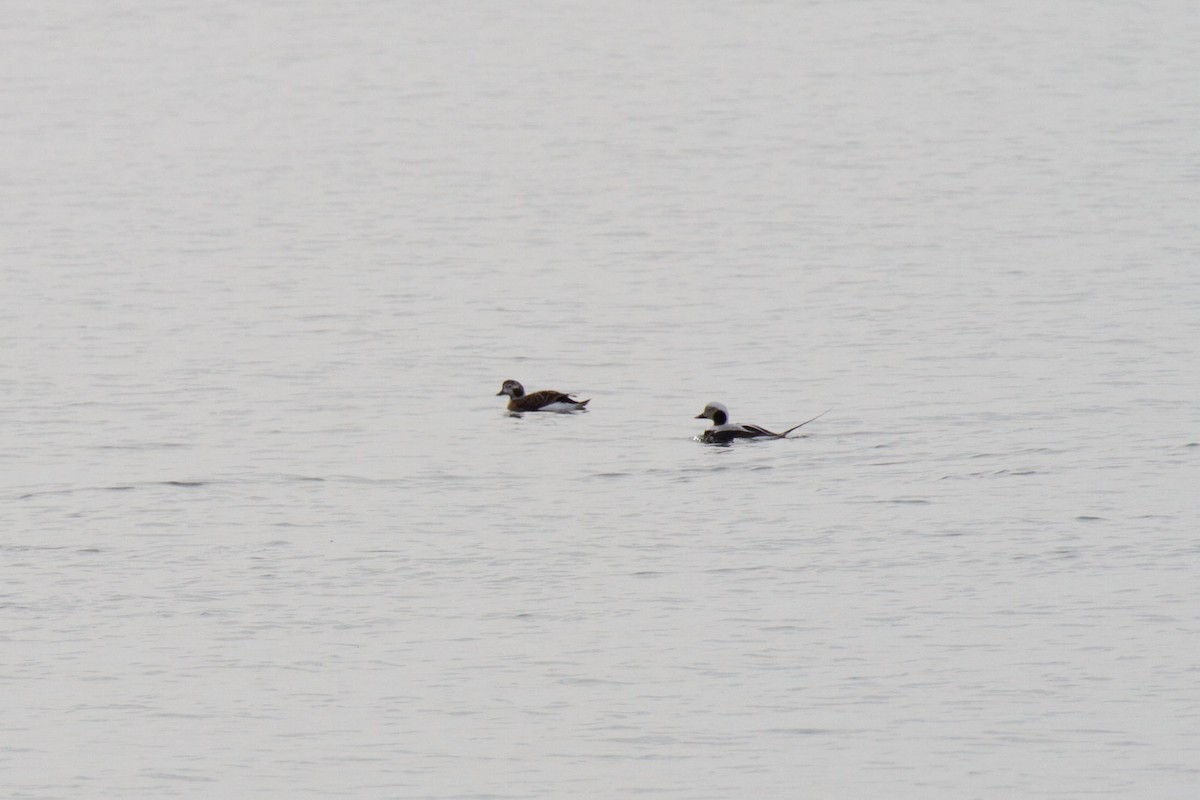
3;2;1199;798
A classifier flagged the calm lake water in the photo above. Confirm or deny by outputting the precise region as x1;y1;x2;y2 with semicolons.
3;2;1199;798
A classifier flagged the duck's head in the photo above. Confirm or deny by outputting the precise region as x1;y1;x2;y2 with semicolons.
695;402;729;426
496;379;525;398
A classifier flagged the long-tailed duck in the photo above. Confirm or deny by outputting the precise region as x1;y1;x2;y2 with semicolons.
496;379;590;412
694;401;827;443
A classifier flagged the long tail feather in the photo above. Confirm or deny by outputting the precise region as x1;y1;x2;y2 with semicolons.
778;408;832;438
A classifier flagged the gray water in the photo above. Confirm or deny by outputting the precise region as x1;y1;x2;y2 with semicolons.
3;2;1199;797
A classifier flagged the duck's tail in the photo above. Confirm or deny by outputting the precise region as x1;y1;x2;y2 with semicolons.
778;408;831;438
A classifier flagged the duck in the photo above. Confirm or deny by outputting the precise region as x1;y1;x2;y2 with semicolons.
496;379;590;412
694;401;827;443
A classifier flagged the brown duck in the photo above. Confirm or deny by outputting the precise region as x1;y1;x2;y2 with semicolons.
497;379;590;412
